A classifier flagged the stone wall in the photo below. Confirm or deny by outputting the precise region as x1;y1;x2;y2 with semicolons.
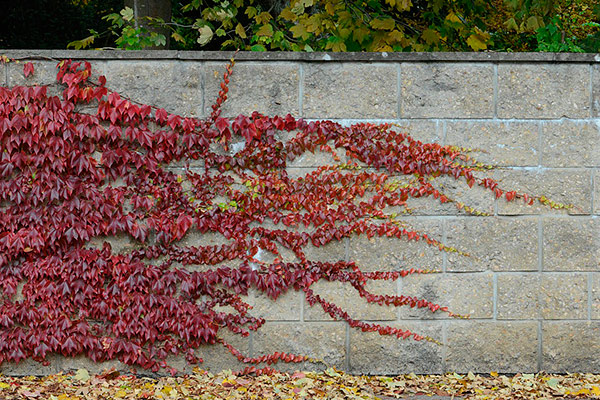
2;50;600;375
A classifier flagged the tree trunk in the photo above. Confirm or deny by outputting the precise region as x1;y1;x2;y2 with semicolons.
124;0;171;49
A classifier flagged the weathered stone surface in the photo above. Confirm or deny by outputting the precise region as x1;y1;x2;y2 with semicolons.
205;62;299;118
191;332;250;373
1;355;66;376
61;357;128;375
495;169;591;215
281;129;346;168
252;322;346;371
398;272;493;319
249;289;301;321
401;63;494;118
446;217;538;272
5;49;600;63
349;219;443;272
6;60;64;98
446;121;539;167
446;321;538;373
592;273;600;319
593;65;600;117
96;61;204;117
542;121;600;167
349;321;443;374
0;64;5;86
543;218;600;271
542;322;600;372
394;119;441;144
6;60;60;87
304;279;397;321
497;274;540;320
539;273;588;319
594;169;600;215
404;175;496;216
498;64;590;118
87;233;138;254
303;63;397;119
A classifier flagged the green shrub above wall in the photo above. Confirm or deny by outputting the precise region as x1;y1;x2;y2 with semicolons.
65;0;600;52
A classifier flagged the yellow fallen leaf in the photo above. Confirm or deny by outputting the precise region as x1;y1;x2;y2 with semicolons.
0;382;9;389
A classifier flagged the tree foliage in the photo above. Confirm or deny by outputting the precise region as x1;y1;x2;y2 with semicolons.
67;0;600;52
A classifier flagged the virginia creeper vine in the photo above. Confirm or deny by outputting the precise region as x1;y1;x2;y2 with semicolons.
0;57;561;375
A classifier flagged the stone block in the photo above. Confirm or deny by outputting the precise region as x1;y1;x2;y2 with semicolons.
245;220;346;265
1;63;5;86
304;279;397;321
498;64;590;118
495;169;591;215
542;322;600;372
6;60;60;87
592;273;600;319
6;60;64;98
87;233;138;254
96;61;204;117
192;332;250;373
252;322;346;371
303;63;397;119
205;62;299;118
539;273;588;319
401;63;494;118
593;65;600;117
405;174;496;216
249;289;301;321
446;121;539;167
349;321;443;374
595;169;600;215
542;121;600;167
446;321;538;373
349;219;443;272
393;119;441;144
1;354;66;376
543;218;600;271
282;129;346;168
446;217;538;272
398;272;493;319
497;274;540;320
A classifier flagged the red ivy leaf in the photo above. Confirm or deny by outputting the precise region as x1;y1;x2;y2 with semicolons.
23;62;34;78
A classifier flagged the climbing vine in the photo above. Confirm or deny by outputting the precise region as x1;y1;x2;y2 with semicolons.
0;57;564;375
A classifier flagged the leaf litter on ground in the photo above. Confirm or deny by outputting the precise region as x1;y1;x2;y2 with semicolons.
0;367;599;399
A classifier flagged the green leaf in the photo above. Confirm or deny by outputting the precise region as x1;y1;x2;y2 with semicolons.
421;28;440;45
235;23;247;38
256;24;274;37
467;33;487;51
67;35;95;50
290;23;310;40
120;7;134;22
197;26;213;45
250;44;267;51
505;17;518;31
370;18;395;31
172;32;185;43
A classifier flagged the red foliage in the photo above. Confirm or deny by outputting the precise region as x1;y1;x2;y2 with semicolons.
0;58;535;373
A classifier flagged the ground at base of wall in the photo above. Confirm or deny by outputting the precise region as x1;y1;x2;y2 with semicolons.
1;368;599;399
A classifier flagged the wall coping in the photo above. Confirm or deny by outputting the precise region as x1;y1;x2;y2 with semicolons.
1;50;600;63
